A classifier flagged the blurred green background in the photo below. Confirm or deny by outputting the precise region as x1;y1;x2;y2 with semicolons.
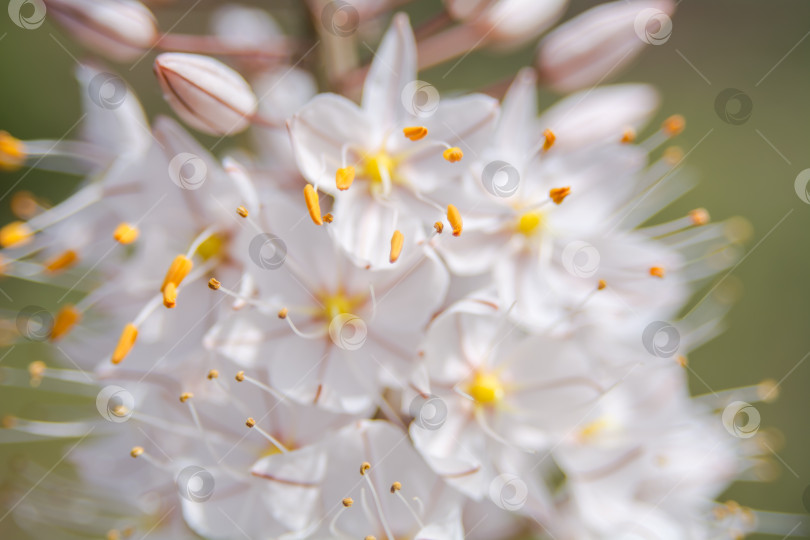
1;0;809;538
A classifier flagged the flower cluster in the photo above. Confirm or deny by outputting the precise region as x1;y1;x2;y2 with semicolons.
0;1;783;539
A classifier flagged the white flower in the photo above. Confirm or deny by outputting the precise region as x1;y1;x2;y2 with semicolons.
288;14;499;267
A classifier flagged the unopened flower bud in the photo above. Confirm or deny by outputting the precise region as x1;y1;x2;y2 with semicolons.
48;0;158;62
154;53;258;136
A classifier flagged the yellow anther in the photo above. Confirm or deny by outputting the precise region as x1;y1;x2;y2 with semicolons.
208;277;221;290
236;205;249;218
336;166;355;191
304;184;323;225
360;462;371;475
442;147;463;163
179;392;193;403
447;204;462;236
620;128;636;144
389;230;404;263
323;213;334;223
597;279;607;290
246;417;256;428
662;114;685;137
0;131;26;171
676;355;688;368
235;371;245;382
130;446;144;458
50;305;81;341
342;497;354;507
649;266;665;278
403;126;428;141
2;415;17;428
516;211;544;236
542;129;556;151
113;223;139;244
467;371;504;405
11;191;38;219
549;186;571;205
365;537;377;540
45;249;77;273
163;281;178;308
277;307;288;319
689;208;710;226
758;379;779;403
0;221;33;248
28;360;46;379
207;369;219;380
161;255;193;292
663;146;683;164
390;481;402;493
111;323;138;364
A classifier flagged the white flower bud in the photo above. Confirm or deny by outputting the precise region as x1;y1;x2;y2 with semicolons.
444;0;567;47
153;53;259;136
537;0;676;92
47;0;158;62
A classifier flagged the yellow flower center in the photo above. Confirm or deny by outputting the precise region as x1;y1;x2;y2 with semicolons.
321;292;355;321
516;211;546;236
467;371;505;406
360;151;397;185
196;233;226;261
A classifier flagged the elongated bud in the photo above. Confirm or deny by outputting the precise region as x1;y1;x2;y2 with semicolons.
47;0;158;62
446;0;567;47
537;0;675;92
154;53;258;136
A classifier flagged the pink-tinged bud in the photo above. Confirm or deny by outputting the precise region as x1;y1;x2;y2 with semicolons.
444;0;567;47
537;0;675;93
47;0;158;62
154;53;258;136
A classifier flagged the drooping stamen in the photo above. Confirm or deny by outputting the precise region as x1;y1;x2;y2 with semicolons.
236;205;249;218
390;481;425;529
235;370;287;402
442;147;463;163
208;277;221;290
403;126;428;141
389;230;404;263
111;323;138;364
447;205;462;236
336;166;355;191
207;369;219;380
113;223;139;244
245;416;289;453
649;266;666;278
642;209;711;238
304;184;323;225
360;462;395;540
433;221;443;234
549;186;571;205
0;221;33;248
329;498;355;538
50;305;81;341
0;131;26;171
